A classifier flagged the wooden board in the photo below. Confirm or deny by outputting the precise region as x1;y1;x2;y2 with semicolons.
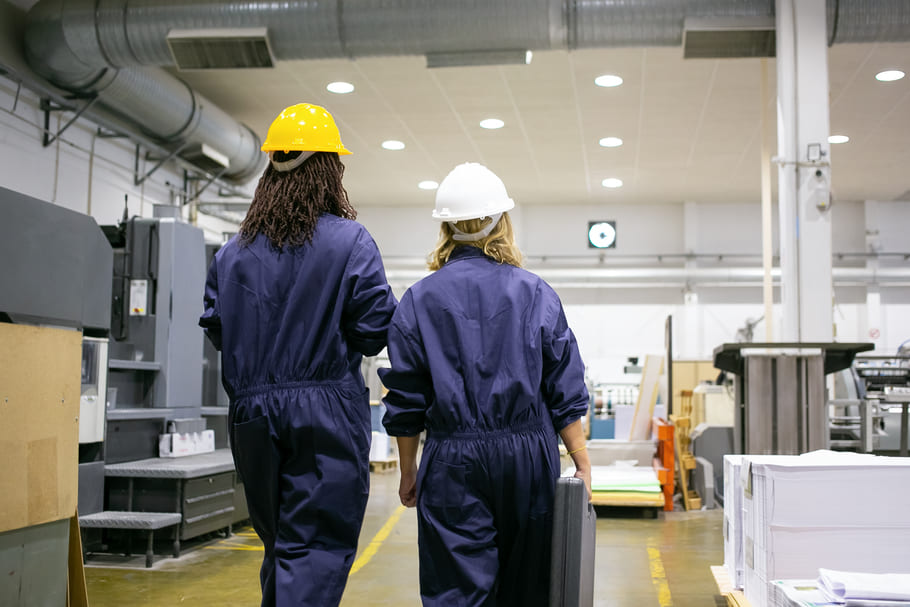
629;355;664;440
0;323;81;533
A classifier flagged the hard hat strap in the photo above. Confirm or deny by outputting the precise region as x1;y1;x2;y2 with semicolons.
450;213;502;242
270;151;314;172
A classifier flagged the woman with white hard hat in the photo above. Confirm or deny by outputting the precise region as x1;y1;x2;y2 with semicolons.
380;162;591;606
200;103;397;607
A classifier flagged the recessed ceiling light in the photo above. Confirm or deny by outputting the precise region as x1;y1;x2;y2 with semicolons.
381;140;405;151
875;70;905;82
418;180;439;190
595;74;623;88
480;118;504;130
326;81;354;94
601;178;623;188
599;137;623;148
828;135;849;144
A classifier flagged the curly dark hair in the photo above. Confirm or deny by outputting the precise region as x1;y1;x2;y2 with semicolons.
240;151;357;249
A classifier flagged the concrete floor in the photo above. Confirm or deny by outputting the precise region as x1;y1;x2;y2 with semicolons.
84;471;725;606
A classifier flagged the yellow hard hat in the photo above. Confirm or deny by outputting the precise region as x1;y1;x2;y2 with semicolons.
260;103;352;155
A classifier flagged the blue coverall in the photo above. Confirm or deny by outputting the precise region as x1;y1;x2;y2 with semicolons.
199;215;397;607
380;245;589;607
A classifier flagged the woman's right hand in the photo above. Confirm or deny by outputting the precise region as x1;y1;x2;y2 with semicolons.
399;469;417;507
574;466;592;501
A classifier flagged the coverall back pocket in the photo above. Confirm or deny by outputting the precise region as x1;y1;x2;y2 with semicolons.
421;460;467;514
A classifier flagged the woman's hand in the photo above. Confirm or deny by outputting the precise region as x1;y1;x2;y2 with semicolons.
574;465;592;501
399;469;417;507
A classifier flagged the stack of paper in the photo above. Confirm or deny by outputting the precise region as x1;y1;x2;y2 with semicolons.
741;451;910;607
770;580;840;607
723;454;745;589
566;463;664;506
817;568;910;604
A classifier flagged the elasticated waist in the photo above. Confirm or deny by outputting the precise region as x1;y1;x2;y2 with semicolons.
426;420;546;440
233;378;349;399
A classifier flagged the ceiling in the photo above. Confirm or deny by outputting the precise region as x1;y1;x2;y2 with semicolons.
169;41;910;209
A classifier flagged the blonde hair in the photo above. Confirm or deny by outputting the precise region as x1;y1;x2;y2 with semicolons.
427;213;523;271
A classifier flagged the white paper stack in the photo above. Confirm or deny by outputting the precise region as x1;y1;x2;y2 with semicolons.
369;431;391;461
741;451;910;607
723;454;745;589
770;580;840;607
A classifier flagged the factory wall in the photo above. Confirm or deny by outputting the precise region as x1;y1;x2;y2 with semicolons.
1;77;908;384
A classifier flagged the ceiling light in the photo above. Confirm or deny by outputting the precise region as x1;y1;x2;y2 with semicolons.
381;140;405;151
828;135;849;144
418;180;439;190
480;118;504;130
326;81;354;94
599;137;623;148
595;74;623;88
875;70;905;82
525;50;533;64
601;178;623;188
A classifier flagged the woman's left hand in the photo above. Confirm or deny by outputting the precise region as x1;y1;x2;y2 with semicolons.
399;469;417;507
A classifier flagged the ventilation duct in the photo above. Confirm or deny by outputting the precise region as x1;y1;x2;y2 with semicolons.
167;28;275;70
22;0;910;186
683;17;776;59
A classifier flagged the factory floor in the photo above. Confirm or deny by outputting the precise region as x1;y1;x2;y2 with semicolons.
84;471;725;606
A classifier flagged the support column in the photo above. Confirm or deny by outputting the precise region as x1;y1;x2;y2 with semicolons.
775;0;834;342
864;201;883;350
680;200;701;358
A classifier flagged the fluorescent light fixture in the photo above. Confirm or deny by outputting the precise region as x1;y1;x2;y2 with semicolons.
525;50;533;64
381;140;405;151
828;135;849;144
480;118;504;130
326;81;354;94
875;70;905;82
601;177;623;188
599;137;623;148
418;180;439;190
595;74;623;88
426;49;531;68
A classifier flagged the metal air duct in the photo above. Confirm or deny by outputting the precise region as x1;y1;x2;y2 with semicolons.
22;0;910;186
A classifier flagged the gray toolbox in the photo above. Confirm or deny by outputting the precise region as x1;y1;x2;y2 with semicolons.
549;476;596;607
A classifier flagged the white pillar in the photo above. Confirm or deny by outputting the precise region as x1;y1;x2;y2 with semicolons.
864;201;883;351
679;200;701;358
776;0;834;342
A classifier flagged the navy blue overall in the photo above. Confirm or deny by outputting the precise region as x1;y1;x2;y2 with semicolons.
200;215;397;606
380;246;589;607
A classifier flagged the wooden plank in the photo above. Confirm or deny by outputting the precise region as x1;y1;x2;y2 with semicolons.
67;512;89;607
629;355;664;440
0;324;81;533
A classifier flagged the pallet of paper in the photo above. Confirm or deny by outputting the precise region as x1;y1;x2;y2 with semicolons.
723;454;745;590
741;451;910;607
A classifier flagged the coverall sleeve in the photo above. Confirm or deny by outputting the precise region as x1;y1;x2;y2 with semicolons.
342;231;398;356
380;294;432;437
198;258;222;351
541;291;590;431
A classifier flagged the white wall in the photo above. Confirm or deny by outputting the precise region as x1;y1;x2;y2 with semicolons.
2;73;908;383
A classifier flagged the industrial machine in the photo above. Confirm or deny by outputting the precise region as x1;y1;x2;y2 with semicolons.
830;353;910;456
0;186;113;605
713;342;874;456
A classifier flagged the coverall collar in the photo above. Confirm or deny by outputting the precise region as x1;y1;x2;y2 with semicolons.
447;245;489;264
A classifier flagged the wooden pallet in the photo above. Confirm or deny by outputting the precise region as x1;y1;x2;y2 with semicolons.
711;565;750;607
369;458;398;474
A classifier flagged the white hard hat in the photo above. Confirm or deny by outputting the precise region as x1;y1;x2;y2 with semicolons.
432;163;514;222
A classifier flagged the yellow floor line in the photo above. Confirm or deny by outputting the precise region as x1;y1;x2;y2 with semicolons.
349;504;407;576
204;544;264;552
647;546;673;607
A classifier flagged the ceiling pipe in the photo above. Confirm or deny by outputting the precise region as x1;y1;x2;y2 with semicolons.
22;0;910;186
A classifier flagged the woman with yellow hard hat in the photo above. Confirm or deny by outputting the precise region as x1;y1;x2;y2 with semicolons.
200;103;397;607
